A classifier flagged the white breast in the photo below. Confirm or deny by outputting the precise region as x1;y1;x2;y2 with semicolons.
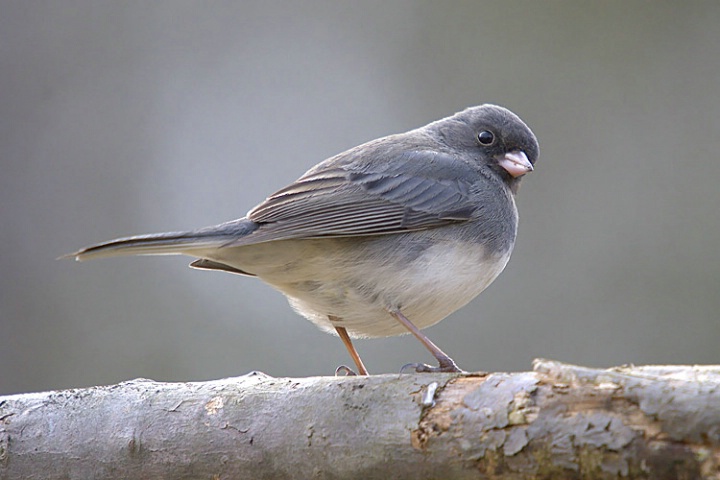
265;239;513;338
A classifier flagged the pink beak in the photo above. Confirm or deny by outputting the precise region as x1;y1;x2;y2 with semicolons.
498;151;533;178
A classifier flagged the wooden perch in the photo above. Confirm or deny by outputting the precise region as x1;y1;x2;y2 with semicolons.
1;359;719;479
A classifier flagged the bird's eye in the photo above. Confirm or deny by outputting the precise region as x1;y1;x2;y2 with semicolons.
477;130;495;146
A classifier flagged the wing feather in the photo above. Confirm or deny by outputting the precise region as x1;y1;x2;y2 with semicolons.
228;151;479;246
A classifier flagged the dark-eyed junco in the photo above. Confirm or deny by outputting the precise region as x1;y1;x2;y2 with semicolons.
67;104;538;374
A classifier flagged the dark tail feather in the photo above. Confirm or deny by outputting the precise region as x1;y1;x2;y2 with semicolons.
63;219;258;261
189;259;255;276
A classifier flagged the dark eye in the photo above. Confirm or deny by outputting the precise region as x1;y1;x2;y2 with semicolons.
477;130;495;146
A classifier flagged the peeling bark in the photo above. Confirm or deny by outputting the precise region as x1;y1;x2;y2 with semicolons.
1;360;719;479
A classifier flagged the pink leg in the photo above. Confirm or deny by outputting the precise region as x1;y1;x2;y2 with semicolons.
334;325;369;376
390;310;463;373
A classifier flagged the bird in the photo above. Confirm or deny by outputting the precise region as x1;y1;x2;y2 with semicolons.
66;104;538;375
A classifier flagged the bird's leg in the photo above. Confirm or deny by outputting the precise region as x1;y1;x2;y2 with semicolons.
389;309;464;373
333;324;369;376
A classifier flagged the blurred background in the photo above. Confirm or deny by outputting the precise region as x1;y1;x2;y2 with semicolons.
2;1;719;395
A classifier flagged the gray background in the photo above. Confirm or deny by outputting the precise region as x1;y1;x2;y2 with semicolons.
2;1;719;395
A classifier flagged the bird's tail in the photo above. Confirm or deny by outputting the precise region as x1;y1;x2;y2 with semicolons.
63;219;258;261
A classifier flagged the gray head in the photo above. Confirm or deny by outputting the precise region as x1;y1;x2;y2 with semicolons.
431;104;539;192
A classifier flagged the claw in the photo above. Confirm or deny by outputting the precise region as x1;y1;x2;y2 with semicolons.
389;309;464;374
399;361;465;375
335;365;357;376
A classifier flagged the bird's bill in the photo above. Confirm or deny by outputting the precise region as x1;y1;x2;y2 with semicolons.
497;151;533;178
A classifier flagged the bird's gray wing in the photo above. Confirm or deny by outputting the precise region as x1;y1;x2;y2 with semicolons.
227;150;479;246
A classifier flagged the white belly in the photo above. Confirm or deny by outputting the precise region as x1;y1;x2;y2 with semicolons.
208;235;512;338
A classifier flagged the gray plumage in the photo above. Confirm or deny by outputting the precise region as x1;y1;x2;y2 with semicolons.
67;104;538;371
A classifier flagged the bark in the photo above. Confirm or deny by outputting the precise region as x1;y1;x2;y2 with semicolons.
1;359;719;479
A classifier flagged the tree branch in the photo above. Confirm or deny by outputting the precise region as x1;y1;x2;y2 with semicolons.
1;360;718;479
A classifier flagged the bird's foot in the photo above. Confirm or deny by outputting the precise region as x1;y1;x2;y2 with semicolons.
335;365;358;376
399;360;465;374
